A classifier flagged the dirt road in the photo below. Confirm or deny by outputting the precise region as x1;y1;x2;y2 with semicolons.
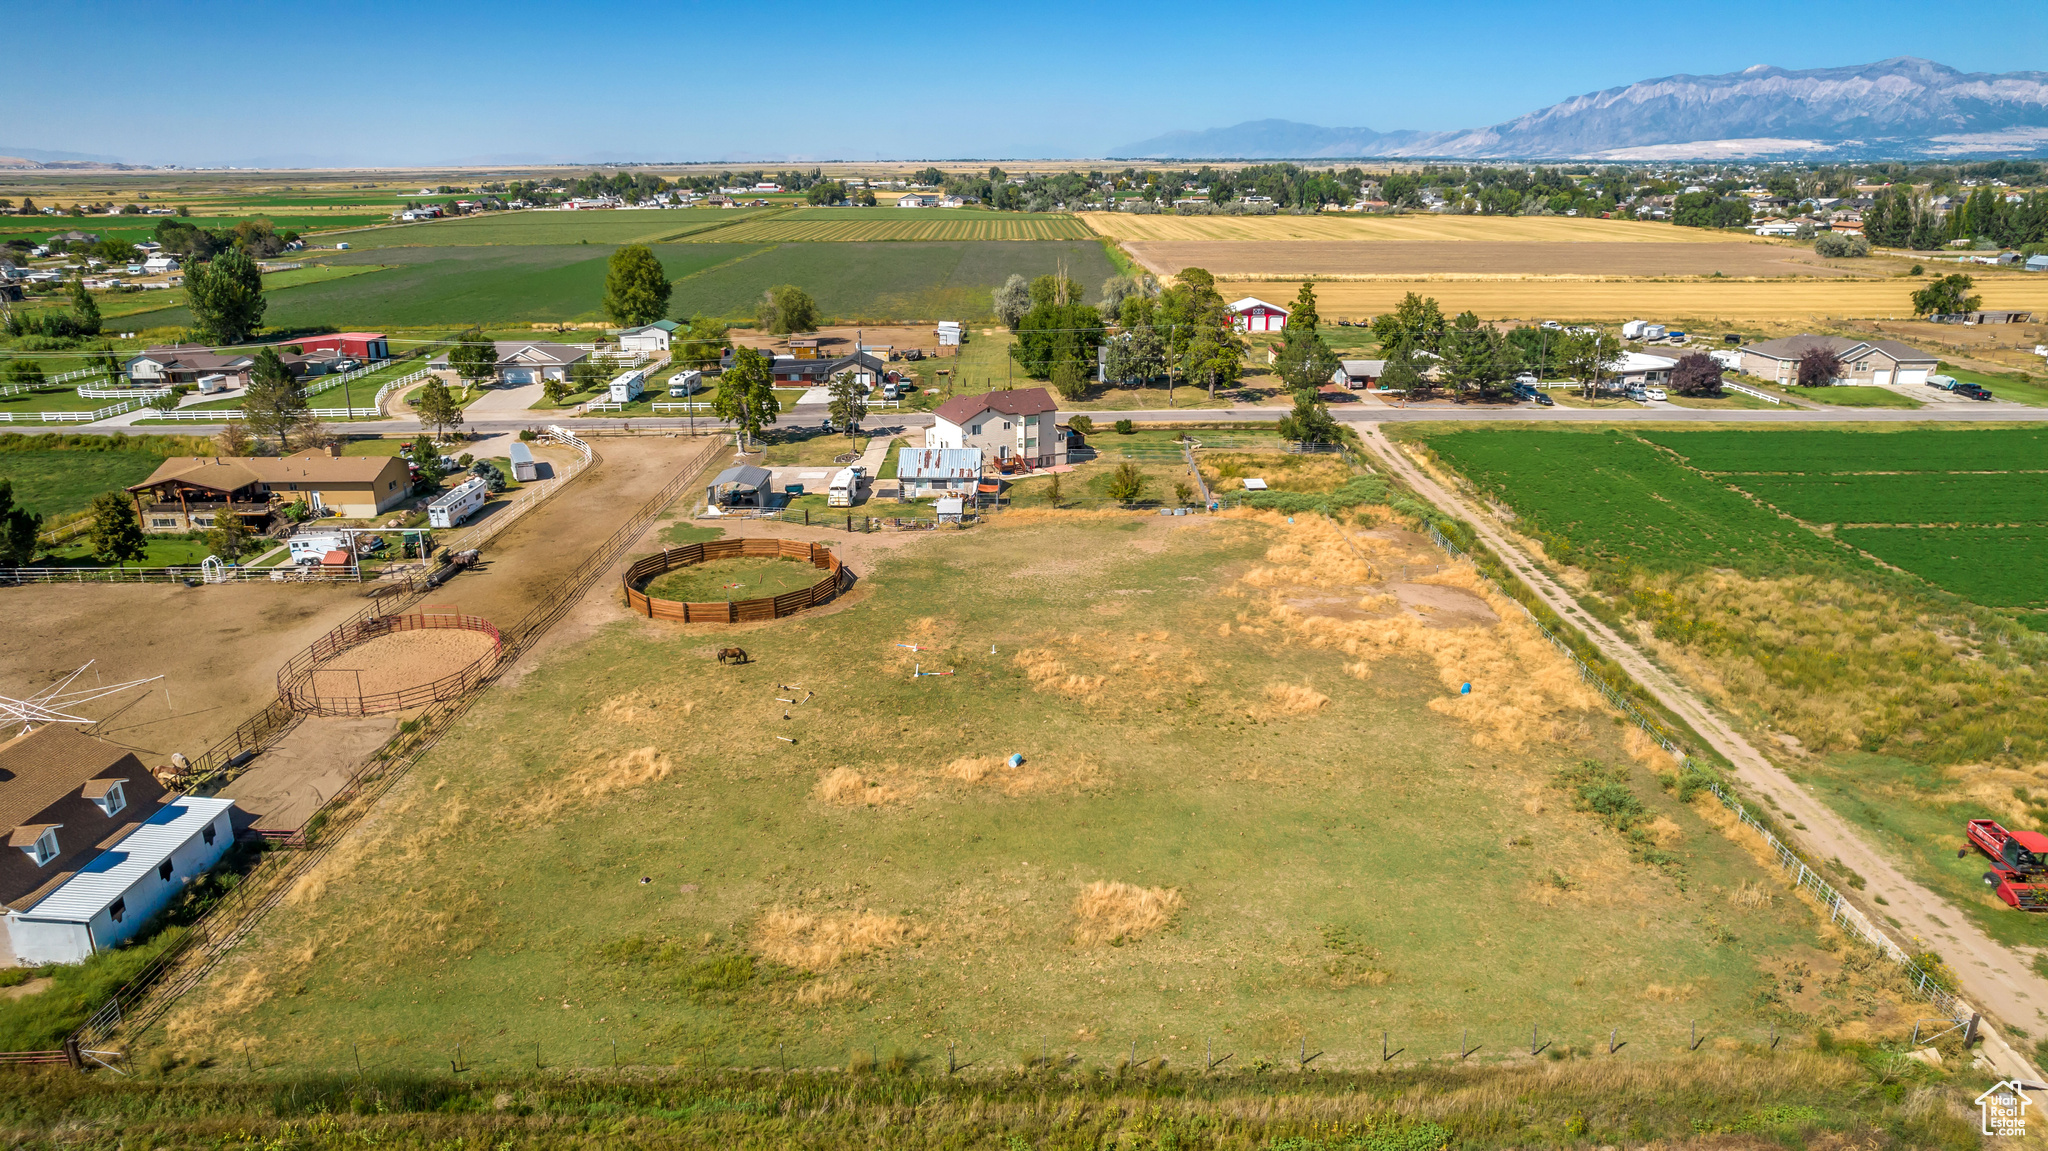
1357;421;2048;1083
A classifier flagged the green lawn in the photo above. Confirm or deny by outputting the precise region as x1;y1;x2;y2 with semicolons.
760;428;870;467
1937;362;2048;407
641;555;823;601
37;536;213;567
0;449;166;518
1761;383;1923;409
0;387;129;414
165;515;1861;1075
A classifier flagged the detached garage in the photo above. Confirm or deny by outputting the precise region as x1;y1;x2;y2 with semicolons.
1227;297;1290;334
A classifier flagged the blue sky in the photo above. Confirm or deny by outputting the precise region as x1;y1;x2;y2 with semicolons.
12;0;2046;166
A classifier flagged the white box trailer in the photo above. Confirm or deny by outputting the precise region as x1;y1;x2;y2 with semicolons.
1621;320;1648;340
937;321;963;346
508;441;538;482
288;533;349;564
827;467;859;508
197;373;229;394
427;476;490;528
667;369;703;397
608;368;646;403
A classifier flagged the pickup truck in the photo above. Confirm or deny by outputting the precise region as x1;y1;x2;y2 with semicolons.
1955;381;1994;400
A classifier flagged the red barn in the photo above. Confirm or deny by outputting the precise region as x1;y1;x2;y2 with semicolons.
294;332;390;360
1227;297;1289;333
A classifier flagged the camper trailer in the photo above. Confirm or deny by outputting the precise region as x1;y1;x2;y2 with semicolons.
667;369;703;397
197;373;229;395
827;467;860;508
936;321;963;347
427;476;490;528
607;368;646;403
508;441;538;482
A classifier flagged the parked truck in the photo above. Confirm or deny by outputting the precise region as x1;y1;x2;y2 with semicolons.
1963;819;2048;910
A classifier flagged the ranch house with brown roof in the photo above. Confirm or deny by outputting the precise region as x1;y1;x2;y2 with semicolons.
126;451;412;533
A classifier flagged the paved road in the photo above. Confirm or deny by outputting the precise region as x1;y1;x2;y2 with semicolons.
1358;422;2048;1083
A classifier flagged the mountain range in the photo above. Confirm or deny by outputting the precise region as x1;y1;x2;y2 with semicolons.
1112;58;2048;161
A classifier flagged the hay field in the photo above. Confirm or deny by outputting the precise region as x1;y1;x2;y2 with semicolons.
1128;240;1853;280
163;512;1889;1076
1082;213;1748;244
1220;277;2048;322
703;208;1093;242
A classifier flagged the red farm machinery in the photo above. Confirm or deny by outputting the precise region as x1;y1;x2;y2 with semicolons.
1963;819;2048;911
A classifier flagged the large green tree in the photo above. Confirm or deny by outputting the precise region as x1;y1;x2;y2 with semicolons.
446;327;500;389
1557;329;1621;398
602;244;672;327
714;347;781;450
1439;311;1509;396
87;492;146;568
242;347;310;450
1284;280;1321;332
1179;330;1243;399
0;480;40;567
826;369;869;439
1378;338;1427;395
185;247;266;344
204;506;249;562
757;285;819;334
414;375;466;439
1371;292;1447;353
1276;388;1340;446
1910;274;1982;317
674;314;732;367
1012;299;1106;382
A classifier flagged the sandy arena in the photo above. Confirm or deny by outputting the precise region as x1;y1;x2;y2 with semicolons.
303;625;500;706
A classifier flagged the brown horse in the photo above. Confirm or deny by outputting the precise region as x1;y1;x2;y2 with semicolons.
717;646;749;665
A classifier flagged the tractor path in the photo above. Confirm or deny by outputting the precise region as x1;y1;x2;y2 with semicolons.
1356;421;2048;1084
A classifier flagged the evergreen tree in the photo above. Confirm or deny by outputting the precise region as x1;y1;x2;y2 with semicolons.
1276;388;1340;446
86;491;146;568
0;479;40;567
242;348;310;450
67;277;101;335
826;370;868;439
204;506;248;561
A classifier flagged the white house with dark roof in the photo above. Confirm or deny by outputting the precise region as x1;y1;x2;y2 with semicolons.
926;387;1066;468
0;725;236;965
427;341;588;385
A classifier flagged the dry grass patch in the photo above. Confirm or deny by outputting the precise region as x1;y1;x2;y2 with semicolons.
1072;881;1183;946
1012;628;1208;708
1263;683;1331;715
812;766;922;806
752;908;922;971
940;754;1099;797
526;747;674;821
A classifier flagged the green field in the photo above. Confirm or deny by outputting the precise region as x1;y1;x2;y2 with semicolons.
1640;427;2048;473
0;448;165;518
344;208;773;249
1731;473;2048;526
642;555;823;601
705;208;1093;243
1838;527;2048;607
162;513;1868;1076
1424;429;1842;574
114;241;1116;328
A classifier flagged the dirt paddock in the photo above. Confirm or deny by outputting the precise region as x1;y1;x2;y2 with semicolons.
304;626;499;705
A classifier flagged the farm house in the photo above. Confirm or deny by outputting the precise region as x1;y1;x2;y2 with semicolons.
926;388;1065;468
1737;335;1937;387
1226;296;1289;333
428;476;491;529
0;725;236;966
616;321;678;352
126;452;411;534
427;341;587;385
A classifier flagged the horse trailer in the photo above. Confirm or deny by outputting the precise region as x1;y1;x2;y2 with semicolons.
509;441;538;482
428;476;490;528
668;369;703;397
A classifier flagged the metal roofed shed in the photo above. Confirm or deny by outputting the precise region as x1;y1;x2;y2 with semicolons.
7;796;236;964
1242;478;1269;491
708;465;773;508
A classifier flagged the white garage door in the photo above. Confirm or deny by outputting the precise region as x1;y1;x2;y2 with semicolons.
1872;369;1892;386
503;368;534;384
1898;368;1929;386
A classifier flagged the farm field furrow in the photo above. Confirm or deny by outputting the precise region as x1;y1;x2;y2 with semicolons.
1732;473;2048;526
704;209;1093;242
1641;427;2048;474
340;208;773;249
1126;240;1853;279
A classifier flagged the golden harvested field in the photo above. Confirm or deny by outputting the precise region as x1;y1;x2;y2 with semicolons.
1225;277;2048;322
1129;240;1854;280
1080;212;1750;243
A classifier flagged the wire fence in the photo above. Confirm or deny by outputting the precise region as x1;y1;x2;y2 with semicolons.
1413;519;1968;1022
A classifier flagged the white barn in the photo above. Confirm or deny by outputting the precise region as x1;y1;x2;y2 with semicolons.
616;320;678;353
1226;296;1290;333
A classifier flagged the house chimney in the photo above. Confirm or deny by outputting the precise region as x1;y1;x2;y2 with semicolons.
327;442;342;458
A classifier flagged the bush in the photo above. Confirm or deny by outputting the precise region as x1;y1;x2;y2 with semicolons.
1243;474;1390;516
1112;419;1134;435
1065;415;1094;435
518;428;537;441
1814;232;1871;258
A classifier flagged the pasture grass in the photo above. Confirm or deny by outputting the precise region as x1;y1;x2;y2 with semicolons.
759;428;870;467
346;208;774;249
0;1053;1986;1150
641;555;824;603
158;514;1883;1076
1937;361;2048;407
0;448;166;518
704;208;1092;243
